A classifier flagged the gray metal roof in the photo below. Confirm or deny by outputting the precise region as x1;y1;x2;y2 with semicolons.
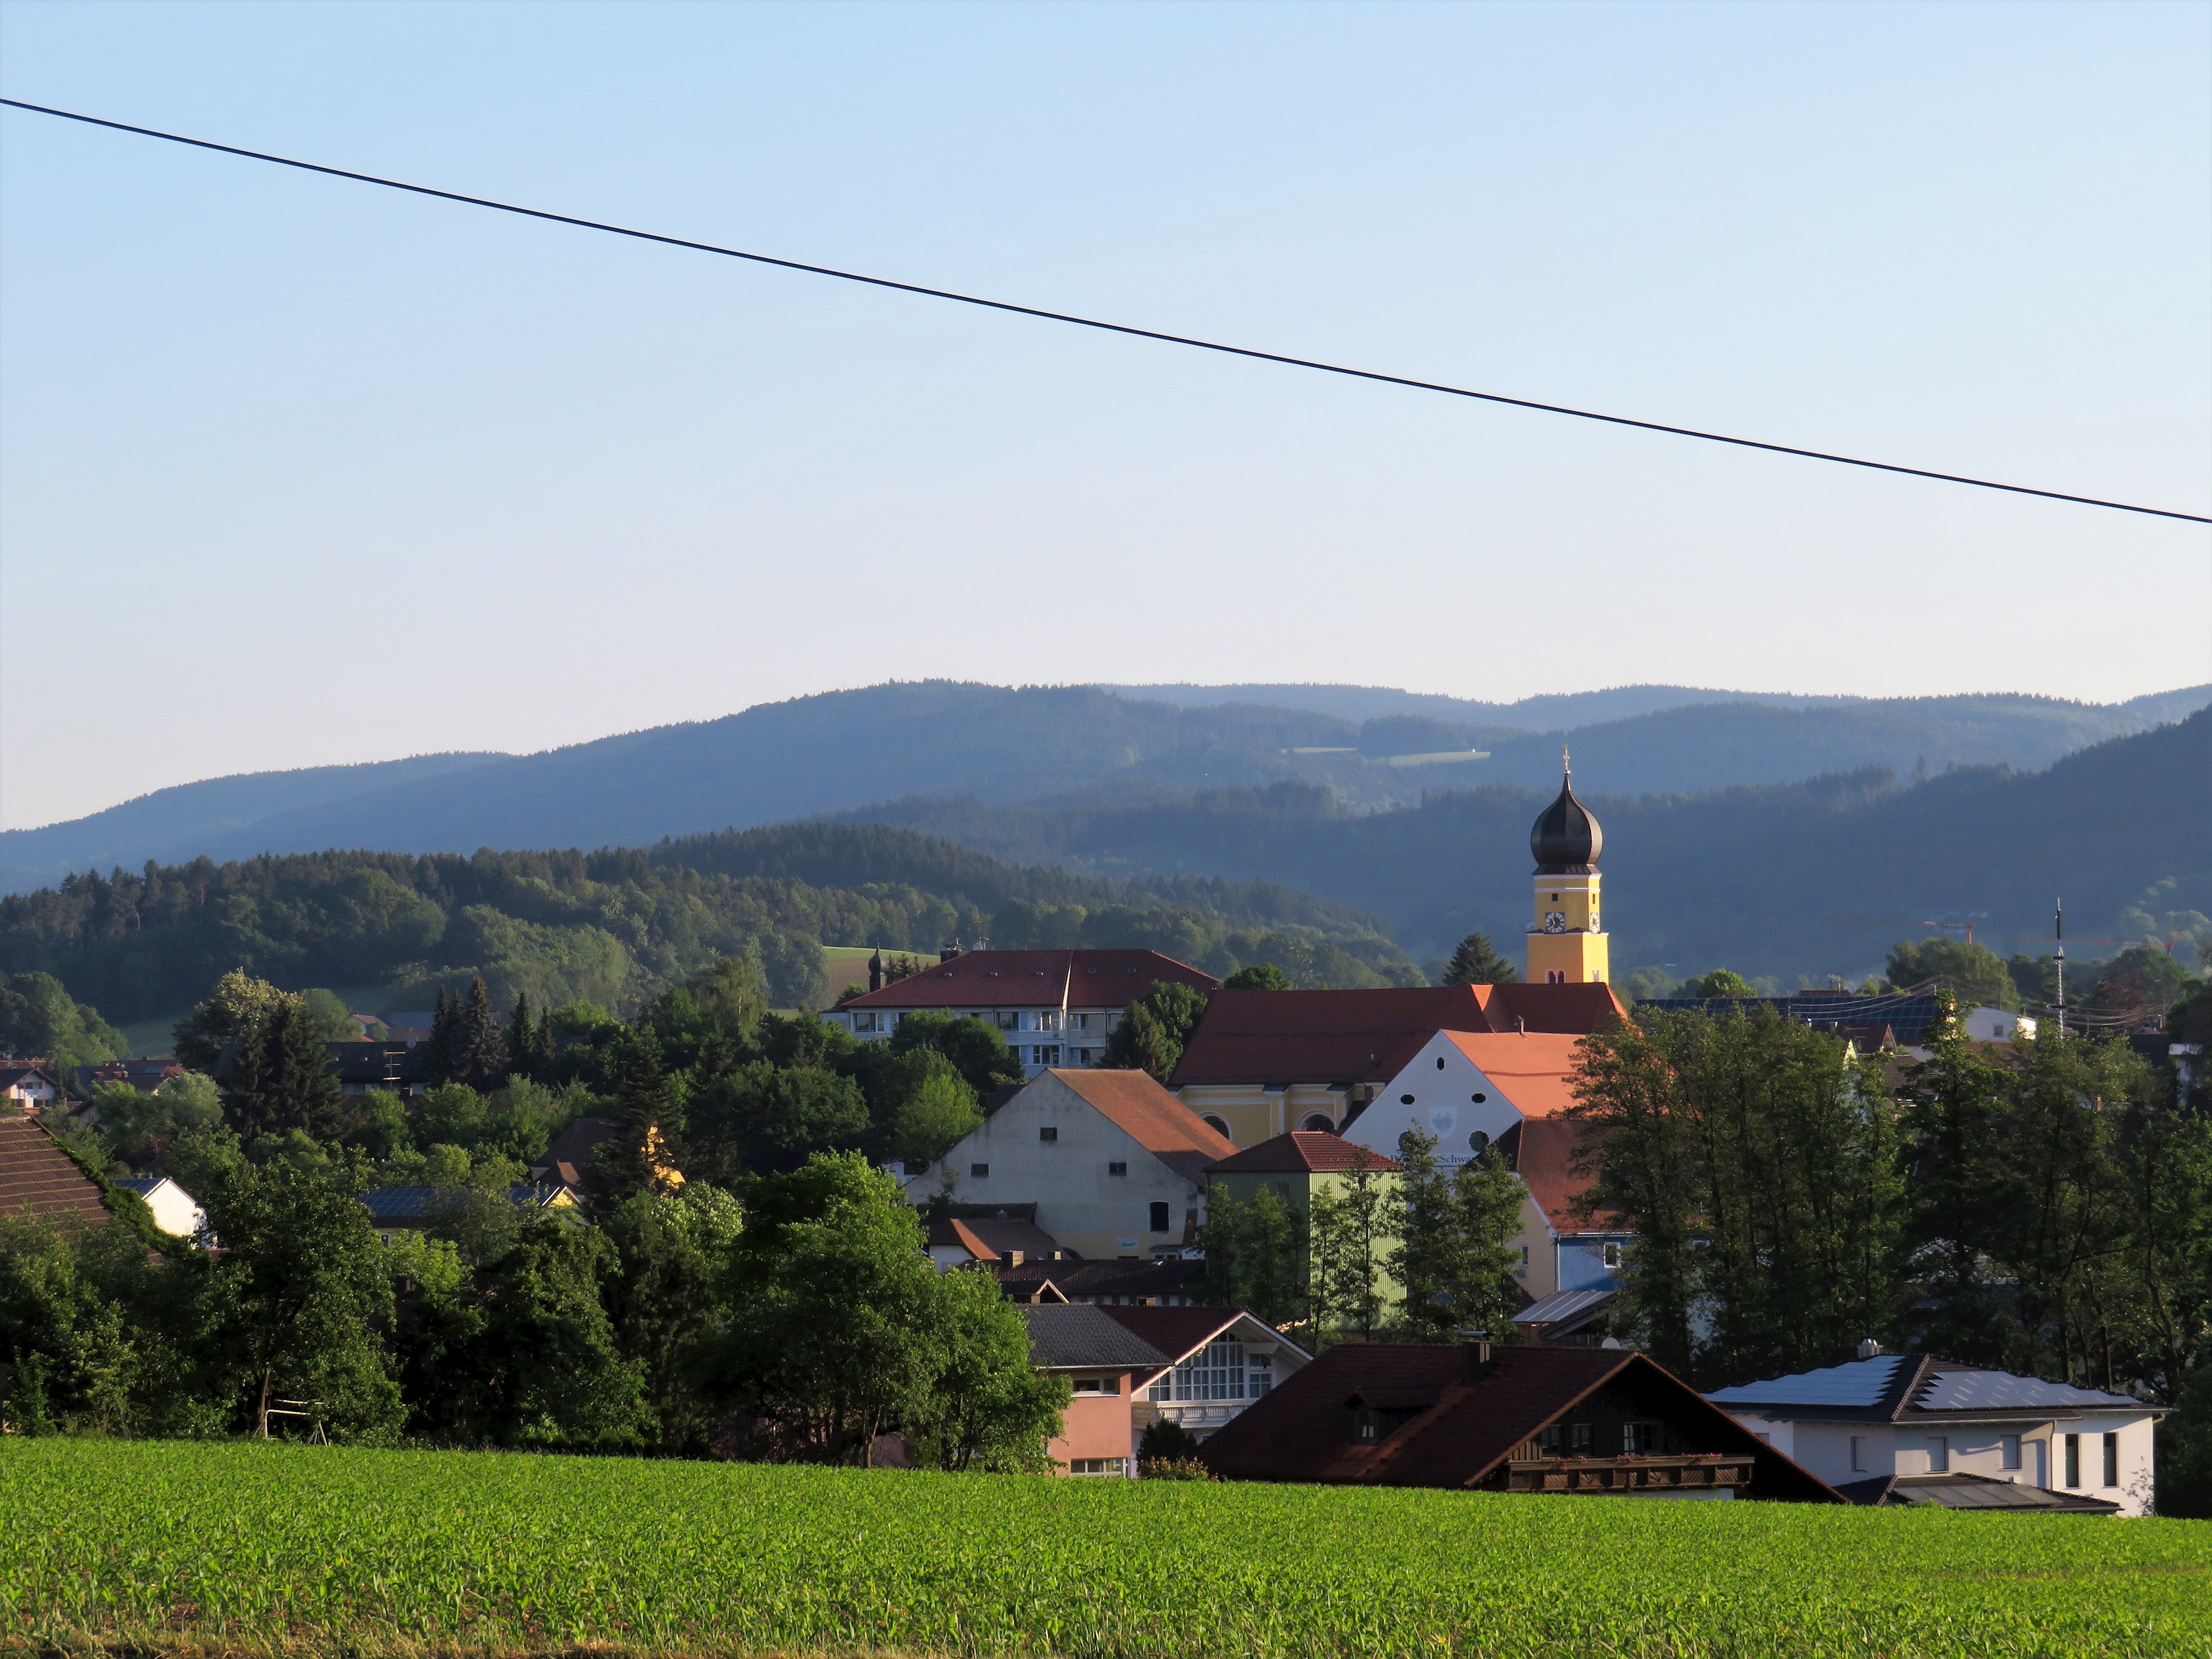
1021;1303;1171;1371
1917;1367;2143;1413
1837;1472;2120;1514
1707;1355;1904;1408
1514;1288;1614;1326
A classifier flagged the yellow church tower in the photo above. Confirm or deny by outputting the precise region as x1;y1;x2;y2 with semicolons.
1526;752;1609;985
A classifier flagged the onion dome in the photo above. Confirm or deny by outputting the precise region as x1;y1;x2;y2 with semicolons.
1530;754;1602;874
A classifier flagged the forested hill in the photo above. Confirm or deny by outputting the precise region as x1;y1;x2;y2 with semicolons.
6;680;2202;894
0;828;1421;1032
849;709;2212;984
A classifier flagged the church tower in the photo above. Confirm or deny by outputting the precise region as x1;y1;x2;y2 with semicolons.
1527;753;1608;985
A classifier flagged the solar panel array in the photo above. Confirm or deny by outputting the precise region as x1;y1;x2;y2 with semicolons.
1703;1355;1904;1407
1917;1368;2143;1413
1636;994;1944;1044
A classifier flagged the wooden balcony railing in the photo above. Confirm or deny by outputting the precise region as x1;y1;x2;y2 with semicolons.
1497;1453;1753;1494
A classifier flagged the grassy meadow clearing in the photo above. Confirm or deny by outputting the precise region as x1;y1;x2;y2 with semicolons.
3;1439;2208;1659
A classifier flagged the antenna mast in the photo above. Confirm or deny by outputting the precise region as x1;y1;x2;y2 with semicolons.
2054;899;2066;1039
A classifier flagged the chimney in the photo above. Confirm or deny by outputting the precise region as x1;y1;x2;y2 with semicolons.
1857;1338;1883;1360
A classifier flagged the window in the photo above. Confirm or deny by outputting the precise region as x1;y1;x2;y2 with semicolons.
993;1012;1019;1030
1156;1339;1253;1402
1850;1435;1866;1473
1299;1112;1335;1132
1037;1011;1060;1031
1070;1013;1091;1030
1202;1115;1231;1136
1568;1422;1593;1452
1602;1242;1623;1269
1399;1093;1417;1105
1107;1161;1128;1177
1071;1375;1119;1395
1358;1416;1377;1441
2064;1433;2080;1488
1536;1424;1563;1454
1622;1422;1661;1454
853;1011;883;1034
1546;970;1566;985
1470;1092;1488;1103
2103;1432;2120;1488
1033;1045;1061;1065
1068;1458;1128;1476
1926;1436;1948;1473
970;1163;990;1179
1468;1131;1489;1153
1247;1351;1274;1396
1149;1201;1171;1232
1274;1181;1292;1198
1435;1056;1446;1070
1038;1127;1058;1143
2001;1435;2021;1471
903;1160;928;1176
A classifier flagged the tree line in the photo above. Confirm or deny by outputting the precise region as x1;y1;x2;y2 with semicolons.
2;957;1070;1463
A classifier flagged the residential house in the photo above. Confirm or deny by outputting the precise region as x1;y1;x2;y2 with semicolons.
900;1069;1234;1259
112;1175;206;1242
830;949;1219;1077
72;1058;186;1098
1170;982;1626;1148
1705;1350;2163;1516
327;1042;430;1101
998;1255;1209;1308
1104;1304;1313;1444
1512;1287;1618;1347
0;1062;62;1116
0;1116;110;1229
925;1203;1073;1271
1020;1303;1172;1476
1335;1030;1631;1301
531;1116;620;1188
358;1183;578;1245
1202;1130;1405;1307
1197;1341;1839;1501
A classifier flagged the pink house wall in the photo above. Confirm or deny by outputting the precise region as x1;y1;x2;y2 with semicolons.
1048;1373;1139;1471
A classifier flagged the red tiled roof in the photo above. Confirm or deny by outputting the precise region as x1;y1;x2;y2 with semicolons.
841;949;1218;1011
1044;1069;1235;1179
1171;983;1628;1087
1196;1343;1838;1501
1504;1117;1615;1232
927;1214;1064;1262
1206;1130;1403;1176
0;1117;111;1229
1438;1031;1589;1120
1095;1304;1311;1368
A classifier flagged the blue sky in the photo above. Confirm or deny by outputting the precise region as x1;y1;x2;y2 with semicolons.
3;0;2207;830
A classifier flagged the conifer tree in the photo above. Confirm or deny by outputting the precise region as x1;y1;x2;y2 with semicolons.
423;987;457;1086
507;992;537;1081
1442;932;1519;987
227;999;347;1142
455;977;508;1092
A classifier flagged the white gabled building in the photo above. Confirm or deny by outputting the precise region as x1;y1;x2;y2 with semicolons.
830;949;1219;1078
1337;1028;1630;1305
1706;1350;2164;1516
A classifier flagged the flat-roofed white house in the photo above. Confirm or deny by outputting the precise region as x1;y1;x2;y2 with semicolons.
1337;1028;1630;1305
830;949;1218;1077
902;1068;1236;1259
1705;1350;2163;1515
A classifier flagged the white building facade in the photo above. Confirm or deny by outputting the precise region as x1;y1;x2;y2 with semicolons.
831;949;1218;1078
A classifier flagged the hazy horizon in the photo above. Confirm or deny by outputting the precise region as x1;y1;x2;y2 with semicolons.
4;2;2207;830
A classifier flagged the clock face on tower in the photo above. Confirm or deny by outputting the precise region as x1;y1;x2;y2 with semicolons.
1543;911;1567;934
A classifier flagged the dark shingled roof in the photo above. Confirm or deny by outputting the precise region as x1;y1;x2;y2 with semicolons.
842;949;1218;1011
1094;1305;1310;1368
1833;1472;2121;1513
1021;1304;1172;1371
1172;985;1626;1089
1206;1130;1402;1176
1707;1353;2164;1421
0;1116;110;1229
1198;1342;1840;1501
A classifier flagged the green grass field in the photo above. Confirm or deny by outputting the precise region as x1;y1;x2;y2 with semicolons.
5;1440;2208;1658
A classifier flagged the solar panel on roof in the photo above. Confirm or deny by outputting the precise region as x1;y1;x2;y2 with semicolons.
1917;1368;2142;1412
1703;1354;1903;1406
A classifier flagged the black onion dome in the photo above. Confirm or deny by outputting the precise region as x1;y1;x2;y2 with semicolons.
1530;765;1602;873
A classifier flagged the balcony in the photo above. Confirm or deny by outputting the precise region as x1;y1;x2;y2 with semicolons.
1498;1453;1752;1494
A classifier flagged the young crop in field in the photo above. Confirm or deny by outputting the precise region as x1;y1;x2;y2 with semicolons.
4;1440;2208;1658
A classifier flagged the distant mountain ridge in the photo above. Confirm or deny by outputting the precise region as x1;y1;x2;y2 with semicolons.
4;680;2202;896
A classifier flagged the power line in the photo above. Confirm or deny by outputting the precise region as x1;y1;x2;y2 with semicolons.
4;95;2208;528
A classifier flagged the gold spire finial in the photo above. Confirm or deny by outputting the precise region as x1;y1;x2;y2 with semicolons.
1563;744;1571;779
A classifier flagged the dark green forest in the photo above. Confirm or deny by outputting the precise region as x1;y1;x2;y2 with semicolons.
0;825;1420;1032
852;709;2212;979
